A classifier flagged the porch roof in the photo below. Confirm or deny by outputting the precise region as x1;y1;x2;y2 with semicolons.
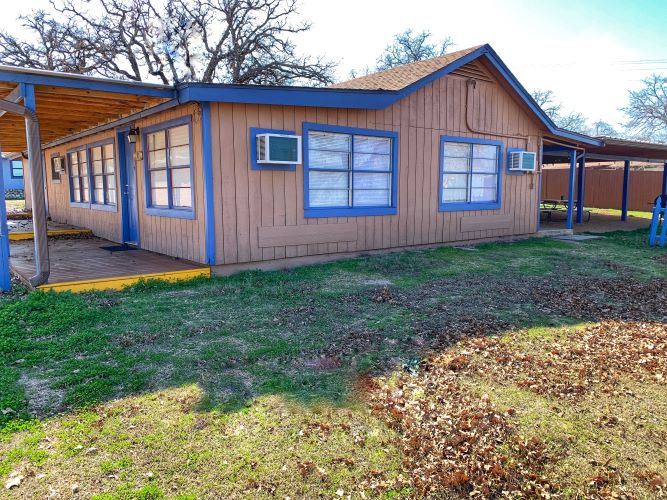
0;65;174;151
543;137;667;164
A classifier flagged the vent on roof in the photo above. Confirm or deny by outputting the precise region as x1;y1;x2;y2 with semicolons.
451;60;494;82
508;151;537;172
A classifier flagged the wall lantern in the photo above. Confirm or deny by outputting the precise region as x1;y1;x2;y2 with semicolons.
127;127;140;144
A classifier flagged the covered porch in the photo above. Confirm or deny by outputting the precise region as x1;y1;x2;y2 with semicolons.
0;66;209;292
541;137;667;232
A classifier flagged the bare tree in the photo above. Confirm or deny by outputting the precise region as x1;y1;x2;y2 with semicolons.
530;89;561;120
591;120;618;137
376;29;454;71
0;11;97;73
622;74;667;142
0;0;335;86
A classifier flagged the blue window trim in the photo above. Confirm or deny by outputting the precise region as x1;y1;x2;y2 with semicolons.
302;122;398;218
10;160;23;179
249;127;297;171
506;147;526;176
88;138;118;212
66;144;91;209
141;116;196;220
438;135;503;212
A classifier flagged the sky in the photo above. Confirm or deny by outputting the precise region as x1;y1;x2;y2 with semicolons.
2;0;667;127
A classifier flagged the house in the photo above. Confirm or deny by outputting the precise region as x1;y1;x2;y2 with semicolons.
1;44;666;291
1;155;24;193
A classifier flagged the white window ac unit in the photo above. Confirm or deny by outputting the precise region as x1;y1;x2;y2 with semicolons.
53;156;64;173
508;151;537;172
256;133;302;164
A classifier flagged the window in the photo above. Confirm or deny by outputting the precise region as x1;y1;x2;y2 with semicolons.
144;120;193;217
304;123;398;218
439;136;502;211
10;160;23;178
90;142;116;206
50;156;62;183
68;149;90;204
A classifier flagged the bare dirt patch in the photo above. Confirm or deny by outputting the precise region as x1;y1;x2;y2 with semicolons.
18;371;65;417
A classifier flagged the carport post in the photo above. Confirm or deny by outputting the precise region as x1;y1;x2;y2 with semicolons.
621;160;630;221
0;159;10;292
566;149;576;230
662;161;667;197
576;154;585;224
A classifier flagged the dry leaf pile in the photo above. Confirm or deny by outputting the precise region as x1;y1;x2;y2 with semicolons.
367;319;667;497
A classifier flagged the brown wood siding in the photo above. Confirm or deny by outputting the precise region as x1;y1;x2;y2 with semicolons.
42;103;207;263
210;73;544;265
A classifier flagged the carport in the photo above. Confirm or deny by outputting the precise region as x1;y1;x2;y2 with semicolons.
541;138;667;229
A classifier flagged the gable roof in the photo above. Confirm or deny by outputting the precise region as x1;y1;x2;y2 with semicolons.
330;46;483;91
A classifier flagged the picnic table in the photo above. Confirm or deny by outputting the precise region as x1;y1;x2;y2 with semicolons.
540;198;591;223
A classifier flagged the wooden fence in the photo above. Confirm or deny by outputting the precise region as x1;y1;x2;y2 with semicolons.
541;167;664;212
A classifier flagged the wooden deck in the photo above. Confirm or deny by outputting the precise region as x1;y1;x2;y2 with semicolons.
10;237;210;292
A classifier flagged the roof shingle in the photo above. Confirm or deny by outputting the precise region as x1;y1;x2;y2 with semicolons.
330;45;483;91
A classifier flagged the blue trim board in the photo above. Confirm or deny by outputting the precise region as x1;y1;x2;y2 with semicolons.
438;135;503;212
302;122;399;218
200;102;216;265
249;127;297;171
0;66;174;98
141;115;196;220
0;162;11;292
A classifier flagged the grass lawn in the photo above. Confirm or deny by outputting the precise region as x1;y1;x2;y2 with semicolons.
1;230;666;497
588;207;655;220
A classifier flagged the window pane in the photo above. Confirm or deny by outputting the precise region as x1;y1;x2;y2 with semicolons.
71;163;79;177
148;131;166;151
471;173;497;189
149;150;167;169
472;158;497;173
91;147;102;162
353;172;390;190
443;156;469;172
94;188;104;203
353;153;390;171
168;125;189;147
73;188;81;202
309;132;350;152
443;188;467;202
93;176;104;189
103;143;114;160
107;175;116;204
79;160;88;175
171;168;191;188
309;150;349;170
471;187;497;202
172;188;192;208
353;189;390;206
150;169;167;188
151;188;168;206
473;144;498;160
104;158;115;174
443;142;470;158
309;189;349;207
92;160;103;175
107;188;116;205
79;150;87;163
169;145;190;167
354;136;390;154
443;173;468;190
309;171;348;190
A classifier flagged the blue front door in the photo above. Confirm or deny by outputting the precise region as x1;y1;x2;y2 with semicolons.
118;131;140;245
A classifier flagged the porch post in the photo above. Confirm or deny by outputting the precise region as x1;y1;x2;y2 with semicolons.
21;83;50;286
566;149;576;230
576;154;585;224
0;157;10;292
662;161;667;197
621;160;630;221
